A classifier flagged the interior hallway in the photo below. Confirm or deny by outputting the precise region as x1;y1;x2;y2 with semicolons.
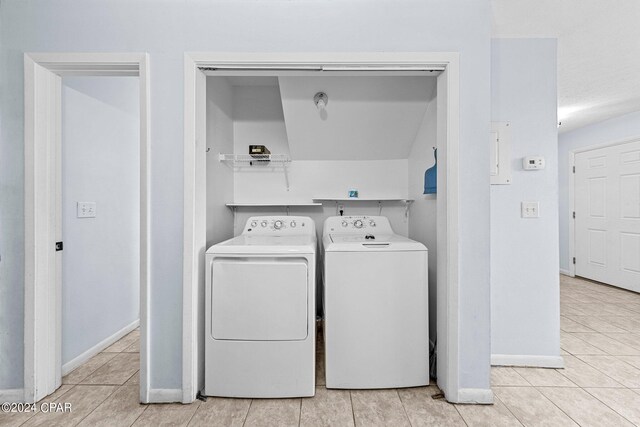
2;275;640;426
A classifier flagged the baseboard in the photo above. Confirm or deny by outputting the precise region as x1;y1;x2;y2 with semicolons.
148;388;183;403
455;388;494;404
0;389;24;403
492;354;565;369
62;319;139;376
560;269;572;276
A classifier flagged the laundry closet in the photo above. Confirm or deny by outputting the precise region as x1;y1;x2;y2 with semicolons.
204;71;440;394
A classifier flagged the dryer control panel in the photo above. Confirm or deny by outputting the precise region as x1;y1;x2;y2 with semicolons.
323;216;393;235
243;216;314;235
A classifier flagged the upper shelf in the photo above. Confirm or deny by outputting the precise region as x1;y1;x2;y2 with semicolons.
313;198;414;203
226;202;322;207
218;153;291;166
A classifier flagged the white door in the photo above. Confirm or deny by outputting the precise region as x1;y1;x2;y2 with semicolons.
575;140;640;292
211;258;308;341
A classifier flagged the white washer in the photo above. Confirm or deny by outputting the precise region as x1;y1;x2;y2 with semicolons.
205;216;316;398
322;215;429;389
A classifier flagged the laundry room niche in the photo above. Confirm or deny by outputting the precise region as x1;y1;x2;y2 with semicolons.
205;73;439;336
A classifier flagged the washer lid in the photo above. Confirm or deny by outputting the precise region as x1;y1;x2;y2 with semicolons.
207;234;316;254
326;233;427;252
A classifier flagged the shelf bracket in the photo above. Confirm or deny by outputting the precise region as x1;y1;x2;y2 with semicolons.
404;200;413;218
231;206;237;232
378;201;383;215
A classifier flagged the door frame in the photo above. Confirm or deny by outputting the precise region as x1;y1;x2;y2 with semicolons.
182;52;465;403
24;52;151;403
568;136;640;278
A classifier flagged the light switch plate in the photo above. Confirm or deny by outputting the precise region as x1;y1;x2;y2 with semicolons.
521;201;539;218
77;201;96;218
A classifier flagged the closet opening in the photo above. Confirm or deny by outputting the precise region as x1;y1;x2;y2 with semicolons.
183;53;462;403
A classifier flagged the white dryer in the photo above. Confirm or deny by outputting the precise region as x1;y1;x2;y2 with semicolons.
322;215;429;389
205;216;316;398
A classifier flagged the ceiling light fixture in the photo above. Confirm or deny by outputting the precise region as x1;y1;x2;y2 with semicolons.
314;92;328;111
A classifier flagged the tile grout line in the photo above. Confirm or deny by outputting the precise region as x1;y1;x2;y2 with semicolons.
567;330;640;354
184;399;202;427
65;352;119;384
67;384;119;427
532;385;583;426
600;332;640;352
126;400;149;427
241;399;253;427
492;394;525;427
581;386;639;425
16;384;79;427
505;367;532;387
555;355;625;388
573;353;640;389
349;391;357;427
565;313;633;334
451;403;469;427
395;388;414;427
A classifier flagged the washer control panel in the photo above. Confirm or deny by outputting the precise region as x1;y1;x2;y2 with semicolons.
243;216;314;235
324;215;393;235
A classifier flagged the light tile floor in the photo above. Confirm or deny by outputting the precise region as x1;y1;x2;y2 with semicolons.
3;275;640;426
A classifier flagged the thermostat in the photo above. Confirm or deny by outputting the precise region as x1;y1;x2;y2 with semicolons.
523;156;545;170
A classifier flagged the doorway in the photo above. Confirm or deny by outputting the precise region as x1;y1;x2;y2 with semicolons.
23;53;150;403
182;53;470;403
572;138;640;292
60;75;140;382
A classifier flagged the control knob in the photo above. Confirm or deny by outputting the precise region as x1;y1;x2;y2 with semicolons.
274;220;284;230
261;221;267;227
290;221;296;228
354;219;364;229
250;221;257;227
369;220;376;227
341;221;348;227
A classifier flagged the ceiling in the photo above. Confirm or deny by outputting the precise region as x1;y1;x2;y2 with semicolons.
491;0;640;133
278;76;437;160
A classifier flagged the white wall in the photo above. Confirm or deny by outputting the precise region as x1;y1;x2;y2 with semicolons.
558;110;640;273
490;38;561;365
279;76;434;160
226;79;413;237
0;0;491;396
206;77;235;248
61;77;140;365
408;98;438;342
233;83;291;157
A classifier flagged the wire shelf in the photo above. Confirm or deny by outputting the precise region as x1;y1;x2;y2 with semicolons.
218;153;291;165
218;153;292;190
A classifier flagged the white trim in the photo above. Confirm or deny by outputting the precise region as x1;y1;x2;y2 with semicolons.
568;152;576;277
148;389;183;403
0;389;26;403
560;269;571;276
572;135;640;154
491;354;565;369
456;388;494;405
138;53;152;405
568;136;640;280
182;52;463;404
61;320;139;376
23;52;151;404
